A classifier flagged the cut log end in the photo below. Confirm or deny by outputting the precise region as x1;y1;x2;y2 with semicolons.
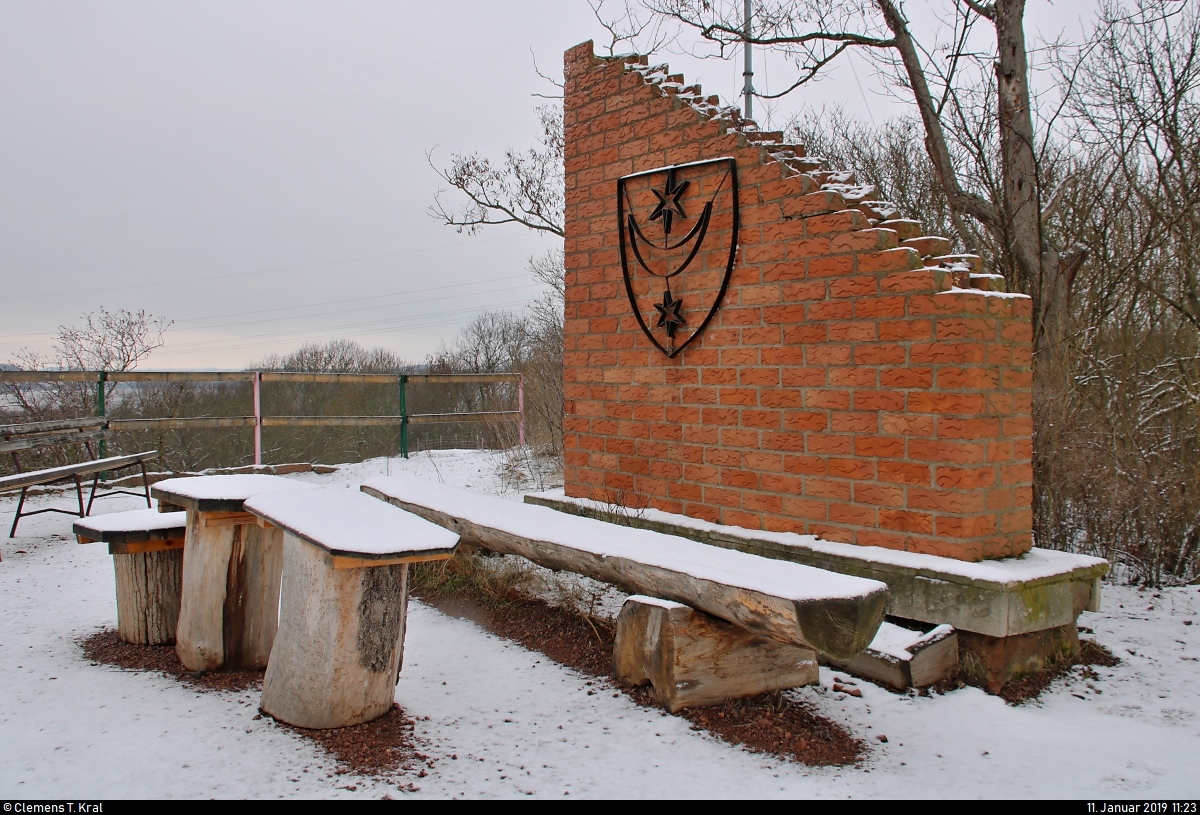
614;596;819;712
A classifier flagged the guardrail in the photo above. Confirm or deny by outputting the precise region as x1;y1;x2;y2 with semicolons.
0;370;524;462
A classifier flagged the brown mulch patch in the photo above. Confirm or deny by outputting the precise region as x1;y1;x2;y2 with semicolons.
414;581;865;767
1000;639;1121;705
78;629;261;692
276;703;431;781
78;628;426;779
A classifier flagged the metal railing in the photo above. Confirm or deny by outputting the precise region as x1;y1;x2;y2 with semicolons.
0;370;524;462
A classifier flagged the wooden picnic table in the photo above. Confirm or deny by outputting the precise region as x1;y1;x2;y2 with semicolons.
245;487;458;729
151;474;315;671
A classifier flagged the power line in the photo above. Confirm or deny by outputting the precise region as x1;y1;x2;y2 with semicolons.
156;297;534;355
178;282;540;333
6;233;527;300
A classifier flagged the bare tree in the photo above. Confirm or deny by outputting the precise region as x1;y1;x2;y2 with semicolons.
3;308;171;422
428;104;565;238
619;0;1087;353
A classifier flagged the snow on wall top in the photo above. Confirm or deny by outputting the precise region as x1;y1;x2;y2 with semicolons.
362;474;887;602
610;53;1015;291
245;487;459;558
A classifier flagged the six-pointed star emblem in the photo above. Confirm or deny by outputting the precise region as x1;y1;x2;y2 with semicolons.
648;172;690;238
653;289;686;340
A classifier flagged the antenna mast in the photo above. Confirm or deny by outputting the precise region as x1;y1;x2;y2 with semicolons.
742;0;753;119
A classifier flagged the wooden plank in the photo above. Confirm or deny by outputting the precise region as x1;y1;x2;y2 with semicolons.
406;411;519;426
109;538;185;555
331;551;453;570
261;416;403;427
0;451;159;491
363;484;887;660
109;416;256;431
405;373;517;384
198;510;257;527
106;371;256;382
0;417;106;435
0;371;100;383
0;429;108;454
259;372;399;384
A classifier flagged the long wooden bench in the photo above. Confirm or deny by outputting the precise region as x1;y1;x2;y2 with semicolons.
360;474;890;709
244;487;459;729
362;474;888;661
1;418;158;537
73;509;187;645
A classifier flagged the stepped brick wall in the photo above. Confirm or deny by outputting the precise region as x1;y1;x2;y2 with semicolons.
561;41;1033;562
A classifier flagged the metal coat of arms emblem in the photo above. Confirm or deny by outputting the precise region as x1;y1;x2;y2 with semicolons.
618;158;739;358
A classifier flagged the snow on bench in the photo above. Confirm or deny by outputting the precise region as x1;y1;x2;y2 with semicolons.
244;487;460;567
74;508;186;548
73;508;188;646
361;474;888;661
243;487;460;729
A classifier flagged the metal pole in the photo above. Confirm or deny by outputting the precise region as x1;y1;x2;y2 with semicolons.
97;371;107;480
399;374;409;459
517;374;526;449
253;371;262;466
743;0;754;120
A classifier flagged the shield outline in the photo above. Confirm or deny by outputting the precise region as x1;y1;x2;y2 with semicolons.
617;157;740;359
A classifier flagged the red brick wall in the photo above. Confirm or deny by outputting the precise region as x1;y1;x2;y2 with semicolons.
561;42;1033;562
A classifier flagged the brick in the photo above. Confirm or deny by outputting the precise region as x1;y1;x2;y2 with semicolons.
562;45;1033;564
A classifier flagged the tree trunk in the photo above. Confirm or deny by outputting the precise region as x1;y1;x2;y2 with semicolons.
175;510;283;671
995;0;1062;352
113;549;183;645
261;533;409;729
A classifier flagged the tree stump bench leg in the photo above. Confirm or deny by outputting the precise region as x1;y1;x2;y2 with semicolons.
112;545;184;645
614;595;819;712
175;510;283;671
260;531;410;729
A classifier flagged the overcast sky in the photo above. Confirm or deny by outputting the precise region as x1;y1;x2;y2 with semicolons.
0;0;1098;370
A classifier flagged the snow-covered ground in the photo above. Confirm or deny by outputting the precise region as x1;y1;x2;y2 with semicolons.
1;450;1197;799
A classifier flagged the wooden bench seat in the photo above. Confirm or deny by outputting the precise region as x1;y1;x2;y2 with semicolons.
244;487;459;729
74;509;187;645
361;474;888;661
1;418;158;537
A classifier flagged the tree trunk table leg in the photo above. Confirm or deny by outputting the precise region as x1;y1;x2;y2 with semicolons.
614;595;819;712
112;549;183;645
175;510;283;671
261;532;409;729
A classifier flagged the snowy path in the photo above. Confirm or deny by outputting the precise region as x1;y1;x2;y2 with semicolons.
1;451;1197;798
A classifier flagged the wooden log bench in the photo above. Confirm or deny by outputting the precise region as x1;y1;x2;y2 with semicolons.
73;509;187;646
151;474;316;672
1;418;158;537
361;474;889;709
244;487;459;729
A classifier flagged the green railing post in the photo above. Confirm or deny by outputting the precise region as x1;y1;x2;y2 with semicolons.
399;374;409;459
97;370;108;480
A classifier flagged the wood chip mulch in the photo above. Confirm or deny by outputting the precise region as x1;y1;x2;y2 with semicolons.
77;628;428;780
999;638;1121;705
275;703;432;781
414;582;865;767
78;629;261;692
